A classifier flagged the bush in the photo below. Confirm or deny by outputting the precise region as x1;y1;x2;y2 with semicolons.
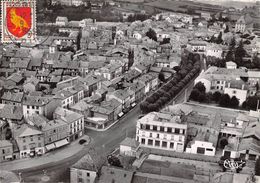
230;96;239;108
213;91;222;102
219;94;231;107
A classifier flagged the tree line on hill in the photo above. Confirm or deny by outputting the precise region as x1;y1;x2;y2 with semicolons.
140;53;201;113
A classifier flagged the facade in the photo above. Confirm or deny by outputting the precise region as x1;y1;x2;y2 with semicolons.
54;107;84;141
0;140;13;162
70;154;101;183
23;95;58;119
42;119;69;151
235;14;253;33
120;137;140;157
186;140;216;156
136;112;187;152
56;16;69;26
14;124;45;158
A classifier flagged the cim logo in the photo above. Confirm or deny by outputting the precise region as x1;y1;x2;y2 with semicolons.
223;159;246;170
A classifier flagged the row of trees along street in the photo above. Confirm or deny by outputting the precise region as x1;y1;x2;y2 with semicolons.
140;52;201;113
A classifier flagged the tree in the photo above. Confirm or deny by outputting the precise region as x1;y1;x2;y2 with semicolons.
213;91;222;102
252;55;260;69
194;82;206;93
220;138;228;149
224;25;229;33
230;96;239;108
189;89;201;101
146;28;157;42
159;72;166;82
255;158;260;176
198;92;207;102
243;96;260;110
128;49;134;68
216;32;223;44
235;40;246;66
107;155;123;168
219;94;231;107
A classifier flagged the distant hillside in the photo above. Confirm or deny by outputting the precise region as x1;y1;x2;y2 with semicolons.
195;0;256;9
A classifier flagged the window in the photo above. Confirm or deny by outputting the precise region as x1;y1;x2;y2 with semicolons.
2;149;5;154
175;128;180;134
157;134;160;138
38;136;41;140
140;124;144;129
53;129;56;133
232;90;236;94
27;105;29;109
23;138;26;143
141;138;145;144
32;106;35;109
162;141;167;148
145;125;150;130
197;147;205;154
182;129;185;134
167;127;172;133
153;125;157;131
217;81;220;84
149;133;152;137
78;177;83;183
155;140;160;146
36;106;39;109
86;172;90;177
160;126;164;132
179;136;182;141
206;148;213;151
148;139;153;145
36;111;39;114
30;136;33;141
170;142;174;149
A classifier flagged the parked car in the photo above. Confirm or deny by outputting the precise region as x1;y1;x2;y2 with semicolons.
79;139;87;145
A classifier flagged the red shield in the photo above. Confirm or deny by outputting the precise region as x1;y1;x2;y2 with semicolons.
6;7;31;38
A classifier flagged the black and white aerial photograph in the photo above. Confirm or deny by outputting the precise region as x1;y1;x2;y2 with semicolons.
0;0;260;182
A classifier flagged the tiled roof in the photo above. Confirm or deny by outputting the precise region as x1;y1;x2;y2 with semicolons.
54;107;83;123
23;95;51;106
1;92;24;102
0;104;23;120
14;124;42;138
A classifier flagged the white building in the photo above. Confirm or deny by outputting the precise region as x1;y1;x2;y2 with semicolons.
226;61;237;69
136;112;187;152
206;44;223;58
120;137;140;157
187;40;207;53
186;140;216;156
224;81;248;106
56;16;68;26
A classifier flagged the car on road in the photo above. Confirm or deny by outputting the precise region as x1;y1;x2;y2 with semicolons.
79;139;87;145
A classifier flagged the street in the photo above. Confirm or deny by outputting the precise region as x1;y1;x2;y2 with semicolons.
18;105;141;183
12;74;195;183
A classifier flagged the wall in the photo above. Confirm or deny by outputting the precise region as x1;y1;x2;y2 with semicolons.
70;168;97;183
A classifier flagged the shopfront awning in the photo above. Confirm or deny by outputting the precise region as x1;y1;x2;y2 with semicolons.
55;139;69;148
45;143;56;151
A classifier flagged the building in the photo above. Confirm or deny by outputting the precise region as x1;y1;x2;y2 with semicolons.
1;91;24;106
0;140;13;162
235;14;253;33
23;95;58;119
186;131;217;156
195;66;248;93
54;107;84;141
56;16;69;26
136;112;187;152
120;137;140;157
187;40;207;53
224;81;249;106
14;124;45;158
98;166;134;183
206;44;223;59
70;153;104;183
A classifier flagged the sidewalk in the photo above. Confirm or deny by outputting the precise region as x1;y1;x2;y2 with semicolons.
0;135;90;171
